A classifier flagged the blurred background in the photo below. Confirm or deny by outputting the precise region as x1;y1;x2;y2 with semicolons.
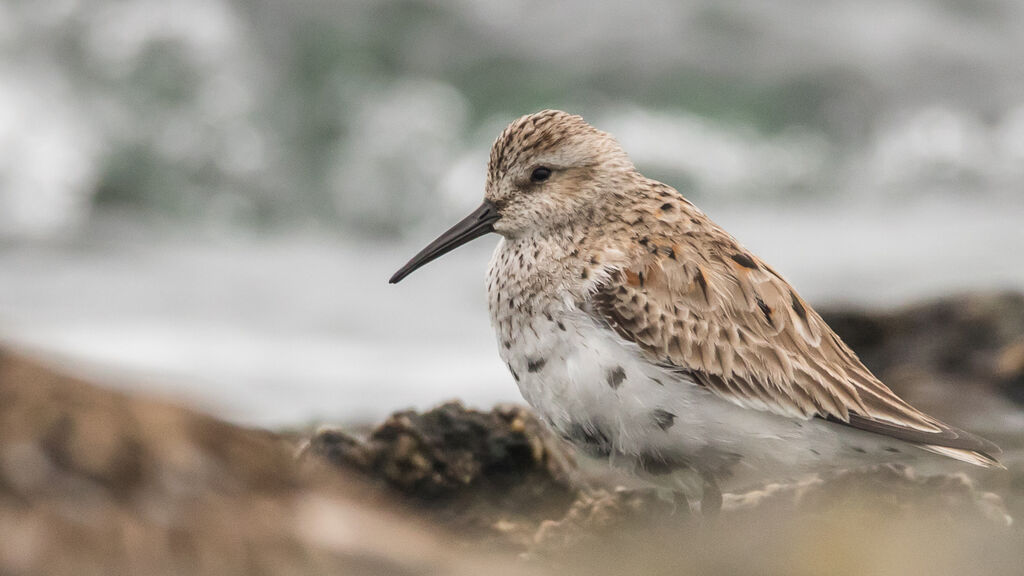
1;0;1022;426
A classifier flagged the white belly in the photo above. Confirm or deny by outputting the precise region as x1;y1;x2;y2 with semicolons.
494;304;922;490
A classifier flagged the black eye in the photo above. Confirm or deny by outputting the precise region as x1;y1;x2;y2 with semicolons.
530;166;552;183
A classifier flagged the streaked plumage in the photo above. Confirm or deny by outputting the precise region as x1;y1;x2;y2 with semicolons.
391;109;1001;503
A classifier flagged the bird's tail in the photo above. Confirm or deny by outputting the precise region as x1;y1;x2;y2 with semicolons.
919;444;1005;469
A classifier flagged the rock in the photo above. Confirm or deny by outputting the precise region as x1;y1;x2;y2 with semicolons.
301;402;577;542
722;464;1011;526
996;338;1024;404
0;350;523;576
822;291;1024;394
530;487;687;556
303;402;571;496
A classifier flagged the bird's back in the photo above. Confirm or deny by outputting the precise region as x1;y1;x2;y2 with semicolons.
489;175;1000;472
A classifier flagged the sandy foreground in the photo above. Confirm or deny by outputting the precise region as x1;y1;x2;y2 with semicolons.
1;292;1023;575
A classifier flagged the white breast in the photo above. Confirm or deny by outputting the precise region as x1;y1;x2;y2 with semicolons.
486;240;923;490
498;303;691;450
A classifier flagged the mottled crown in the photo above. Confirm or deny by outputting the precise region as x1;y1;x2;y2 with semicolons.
487;110;631;183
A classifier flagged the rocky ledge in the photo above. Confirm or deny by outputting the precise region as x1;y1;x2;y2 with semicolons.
1;292;1023;575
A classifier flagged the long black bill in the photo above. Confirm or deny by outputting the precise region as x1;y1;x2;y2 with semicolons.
389;200;500;284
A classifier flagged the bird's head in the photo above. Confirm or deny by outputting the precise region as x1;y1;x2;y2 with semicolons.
390;110;634;283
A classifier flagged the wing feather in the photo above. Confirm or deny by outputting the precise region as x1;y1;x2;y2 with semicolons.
585;209;1001;466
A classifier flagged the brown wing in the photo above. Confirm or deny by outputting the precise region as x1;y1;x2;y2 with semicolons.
586;216;1001;464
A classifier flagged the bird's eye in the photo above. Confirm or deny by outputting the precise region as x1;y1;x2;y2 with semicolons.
530;166;552;183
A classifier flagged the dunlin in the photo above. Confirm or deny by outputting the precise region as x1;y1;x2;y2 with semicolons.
390;110;1001;509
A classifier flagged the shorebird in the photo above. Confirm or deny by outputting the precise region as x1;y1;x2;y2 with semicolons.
389;109;1002;509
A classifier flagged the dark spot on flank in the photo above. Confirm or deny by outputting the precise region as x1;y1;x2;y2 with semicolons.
543;311;553;321
885;447;901;453
696;447;742;480
636;452;686;476
809;448;820;456
790;290;808;322
557;321;566;331
581;269;589;280
661;203;674;211
650;377;663;386
639;236;650;246
730;253;759;270
527;357;547;373
562;423;611;457
850;446;867;454
652;409;676;431
666;247;676;260
756;296;772;324
607;366;626;389
503;340;511;349
507;364;519;382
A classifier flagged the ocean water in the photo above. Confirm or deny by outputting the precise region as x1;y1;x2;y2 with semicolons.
3;0;1024;239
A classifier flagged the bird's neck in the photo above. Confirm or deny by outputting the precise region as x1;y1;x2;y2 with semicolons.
486;223;634;322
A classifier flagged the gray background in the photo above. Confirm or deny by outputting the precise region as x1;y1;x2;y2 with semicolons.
1;0;1022;425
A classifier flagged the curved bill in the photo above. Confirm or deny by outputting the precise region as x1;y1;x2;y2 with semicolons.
389;200;500;284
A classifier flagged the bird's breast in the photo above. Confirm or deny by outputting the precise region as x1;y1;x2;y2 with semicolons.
486;240;712;464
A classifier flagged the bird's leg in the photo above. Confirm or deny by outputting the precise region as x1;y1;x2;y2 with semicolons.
699;470;723;517
652;486;679;515
668;467;722;518
670;467;706;515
